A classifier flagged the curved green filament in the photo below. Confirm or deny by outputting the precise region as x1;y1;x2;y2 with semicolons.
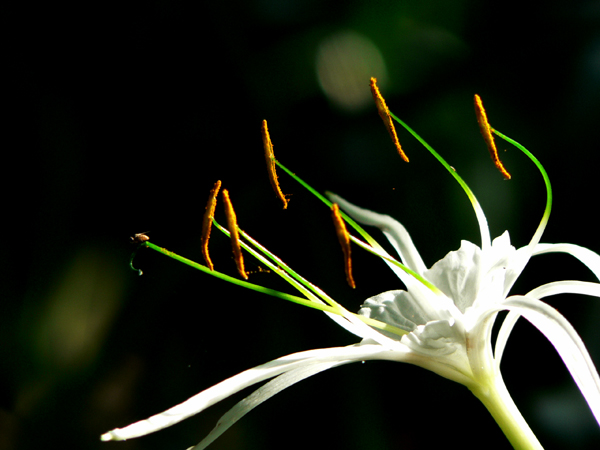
140;241;407;338
348;235;441;294
492;129;552;250
213;220;408;337
276;160;441;295
275;161;380;248
388;111;491;251
141;242;330;310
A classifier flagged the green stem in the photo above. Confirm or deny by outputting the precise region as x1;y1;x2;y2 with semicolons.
470;375;543;450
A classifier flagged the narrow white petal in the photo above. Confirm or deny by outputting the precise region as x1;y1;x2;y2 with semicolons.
495;281;600;364
189;361;346;450
534;243;600;281
485;296;600;426
527;280;600;300
326;192;428;275
494;310;520;365
101;344;404;441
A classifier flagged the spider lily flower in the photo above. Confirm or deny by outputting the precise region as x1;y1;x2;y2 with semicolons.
103;104;600;450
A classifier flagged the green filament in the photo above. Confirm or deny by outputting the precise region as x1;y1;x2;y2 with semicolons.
388;111;492;251
492;129;552;250
137;240;407;337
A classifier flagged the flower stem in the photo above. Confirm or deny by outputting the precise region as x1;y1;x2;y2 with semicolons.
469;375;543;450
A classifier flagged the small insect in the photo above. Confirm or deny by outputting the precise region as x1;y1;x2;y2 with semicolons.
131;232;150;244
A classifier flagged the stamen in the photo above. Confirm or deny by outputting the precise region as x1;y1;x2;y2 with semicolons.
369;77;409;162
474;94;511;180
222;189;248;280
331;203;356;289
201;180;222;271
262;120;289;209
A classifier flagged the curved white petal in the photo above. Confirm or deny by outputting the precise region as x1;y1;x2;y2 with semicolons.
326;192;427;275
484;295;600;426
101;344;407;441
189;360;346;450
534;243;600;281
495;281;600;365
527;280;600;300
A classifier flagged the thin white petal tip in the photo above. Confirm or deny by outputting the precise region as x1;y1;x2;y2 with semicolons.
100;431;118;441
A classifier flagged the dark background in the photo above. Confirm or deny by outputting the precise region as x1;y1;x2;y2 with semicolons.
4;0;600;449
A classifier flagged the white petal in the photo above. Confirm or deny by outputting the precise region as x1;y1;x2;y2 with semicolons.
326;192;427;275
484;295;600;426
527;280;600;300
534;243;600;281
495;281;600;364
188;361;346;450
359;289;457;335
359;290;426;334
424;240;482;313
101;344;406;441
401;319;465;356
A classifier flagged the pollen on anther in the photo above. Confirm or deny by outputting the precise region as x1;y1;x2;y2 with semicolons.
222;189;248;280
369;77;409;163
262;120;289;209
331;203;356;289
474;94;511;180
201;180;221;271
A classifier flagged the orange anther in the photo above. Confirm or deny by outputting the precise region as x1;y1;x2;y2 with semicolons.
369;77;409;162
474;94;511;180
222;189;248;280
201;180;221;271
331;203;355;289
262;120;289;209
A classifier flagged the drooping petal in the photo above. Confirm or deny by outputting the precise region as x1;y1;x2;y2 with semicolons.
483;295;600;426
534;243;600;281
495;281;600;364
101;344;409;442
326;192;427;275
189;360;346;450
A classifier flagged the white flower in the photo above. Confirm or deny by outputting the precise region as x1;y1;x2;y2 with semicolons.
102;122;600;449
102;187;600;449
